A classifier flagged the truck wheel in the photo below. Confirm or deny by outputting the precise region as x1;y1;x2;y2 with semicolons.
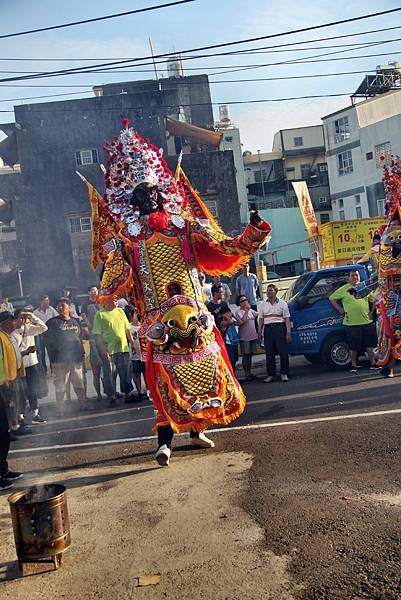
321;335;351;371
304;354;323;365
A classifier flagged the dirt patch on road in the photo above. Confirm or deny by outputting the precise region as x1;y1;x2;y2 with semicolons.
239;418;401;600
0;452;299;600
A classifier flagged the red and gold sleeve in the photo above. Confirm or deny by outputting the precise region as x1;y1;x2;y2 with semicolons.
190;219;271;276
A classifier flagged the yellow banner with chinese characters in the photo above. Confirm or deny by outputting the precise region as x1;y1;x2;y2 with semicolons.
319;217;384;261
292;181;319;238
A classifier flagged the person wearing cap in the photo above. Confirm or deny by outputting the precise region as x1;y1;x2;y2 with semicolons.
0;337;23;488
0;311;32;436
12;309;48;423
44;298;90;416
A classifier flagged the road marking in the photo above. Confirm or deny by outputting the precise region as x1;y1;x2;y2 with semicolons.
9;406;401;454
22;416;155;438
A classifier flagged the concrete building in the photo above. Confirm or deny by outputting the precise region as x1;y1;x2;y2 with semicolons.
322;89;401;221
272;125;332;225
0;74;242;297
258;207;310;276
215;105;249;225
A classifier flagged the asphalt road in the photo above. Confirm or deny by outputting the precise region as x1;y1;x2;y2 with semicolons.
9;356;401;455
4;357;401;598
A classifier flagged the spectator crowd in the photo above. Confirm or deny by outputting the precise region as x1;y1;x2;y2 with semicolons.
1;265;380;489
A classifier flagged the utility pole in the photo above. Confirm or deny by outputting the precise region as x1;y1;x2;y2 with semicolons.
257;150;266;204
149;38;159;81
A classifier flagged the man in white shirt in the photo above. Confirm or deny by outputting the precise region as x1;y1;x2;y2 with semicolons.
13;310;48;423
258;283;291;382
34;295;58;376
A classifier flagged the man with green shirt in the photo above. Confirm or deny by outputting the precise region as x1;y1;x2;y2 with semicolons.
329;270;378;373
93;296;135;405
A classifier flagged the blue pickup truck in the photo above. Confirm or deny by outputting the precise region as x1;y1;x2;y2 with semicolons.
282;264;370;370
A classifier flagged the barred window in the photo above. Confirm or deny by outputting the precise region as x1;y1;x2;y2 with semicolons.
334;116;350;143
338;150;353;176
70;216;92;233
375;142;391;168
75;149;98;166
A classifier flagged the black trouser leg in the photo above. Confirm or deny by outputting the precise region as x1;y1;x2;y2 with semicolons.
25;365;39;412
264;325;277;377
0;390;10;477
189;430;199;439
157;424;174;449
274;323;290;376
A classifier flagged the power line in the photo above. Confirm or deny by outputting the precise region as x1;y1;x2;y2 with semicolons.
0;48;399;83
0;8;400;84
1;22;400;64
1;32;399;61
0;92;368;113
0;0;197;40
0;69;381;96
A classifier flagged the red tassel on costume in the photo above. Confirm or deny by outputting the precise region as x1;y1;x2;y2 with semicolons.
133;244;140;271
122;118;130;129
181;236;191;263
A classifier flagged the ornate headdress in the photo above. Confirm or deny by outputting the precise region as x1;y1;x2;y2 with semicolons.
103;119;187;237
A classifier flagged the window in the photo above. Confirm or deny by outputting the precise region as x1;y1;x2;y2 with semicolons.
75;149;98;166
319;196;328;205
294;136;303;146
338;198;344;209
225;136;233;143
356;206;362;219
254;169;267;182
304;273;350;305
70;216;92;233
355;194;361;205
204;200;218;217
375;142;391;168
320;213;330;224
300;164;310;179
339;210;345;221
366;151;373;160
338;150;353;176
333;116;350;143
377;198;385;215
318;163;328;172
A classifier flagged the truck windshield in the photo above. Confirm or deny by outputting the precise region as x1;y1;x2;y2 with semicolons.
283;272;312;303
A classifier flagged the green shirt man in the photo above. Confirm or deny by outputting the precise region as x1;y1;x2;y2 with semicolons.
93;306;131;355
329;283;375;326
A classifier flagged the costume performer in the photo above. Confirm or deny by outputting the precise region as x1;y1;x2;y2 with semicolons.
353;155;401;376
79;120;271;465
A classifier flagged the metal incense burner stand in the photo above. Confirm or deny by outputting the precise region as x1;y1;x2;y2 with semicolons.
8;484;71;574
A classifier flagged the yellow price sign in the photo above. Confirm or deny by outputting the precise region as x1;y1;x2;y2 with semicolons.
331;218;384;259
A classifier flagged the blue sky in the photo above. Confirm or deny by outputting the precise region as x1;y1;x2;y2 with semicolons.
1;0;401;150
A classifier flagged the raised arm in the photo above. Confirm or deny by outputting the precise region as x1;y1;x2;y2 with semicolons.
190;211;271;277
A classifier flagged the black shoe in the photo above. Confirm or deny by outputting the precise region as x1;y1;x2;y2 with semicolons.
0;477;13;489
13;426;32;436
108;397;117;407
4;470;22;480
9;433;18;442
32;414;47;424
124;394;142;404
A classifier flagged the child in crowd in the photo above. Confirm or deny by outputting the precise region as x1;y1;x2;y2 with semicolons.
235;295;259;381
219;307;239;372
124;305;147;402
